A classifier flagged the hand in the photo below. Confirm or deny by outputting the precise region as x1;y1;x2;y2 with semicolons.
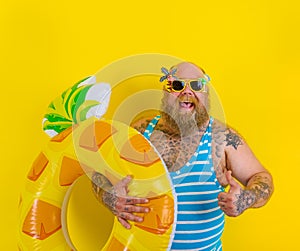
217;171;256;217
102;175;150;229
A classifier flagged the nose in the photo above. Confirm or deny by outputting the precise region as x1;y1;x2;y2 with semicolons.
182;84;193;96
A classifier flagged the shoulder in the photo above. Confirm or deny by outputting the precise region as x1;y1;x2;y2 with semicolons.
210;119;247;184
212;119;267;185
130;116;157;134
211;119;245;151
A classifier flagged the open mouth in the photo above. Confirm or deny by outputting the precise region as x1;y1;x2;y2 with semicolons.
179;101;194;109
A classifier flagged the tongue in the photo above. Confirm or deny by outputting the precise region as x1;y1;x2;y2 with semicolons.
180;102;192;108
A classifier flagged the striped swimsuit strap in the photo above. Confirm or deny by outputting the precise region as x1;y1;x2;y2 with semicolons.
143;115;161;140
143;116;225;251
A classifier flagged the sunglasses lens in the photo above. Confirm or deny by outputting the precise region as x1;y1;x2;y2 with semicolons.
171;80;185;91
190;81;203;91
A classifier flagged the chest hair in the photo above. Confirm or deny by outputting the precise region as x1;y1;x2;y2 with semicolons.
149;129;202;172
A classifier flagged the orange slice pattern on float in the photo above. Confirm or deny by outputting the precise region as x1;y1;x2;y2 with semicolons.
27;152;49;181
59;156;90;186
135;194;174;234
79;121;117;151
106;236;130;251
120;134;160;166
22;199;61;240
51;126;74;142
18;119;175;250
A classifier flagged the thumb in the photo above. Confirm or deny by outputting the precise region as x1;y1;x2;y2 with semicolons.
115;175;133;196
226;171;240;191
120;175;133;187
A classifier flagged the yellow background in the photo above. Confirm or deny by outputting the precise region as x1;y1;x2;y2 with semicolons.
1;0;299;250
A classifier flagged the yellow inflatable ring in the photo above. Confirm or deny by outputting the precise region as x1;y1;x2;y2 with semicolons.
18;117;175;250
18;54;194;250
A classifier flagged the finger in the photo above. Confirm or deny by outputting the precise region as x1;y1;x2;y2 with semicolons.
115;200;150;213
122;204;150;214
225;170;233;183
218;201;226;210
226;171;239;190
121;196;149;205
119;212;144;223
114;176;133;196
119;175;133;187
218;192;227;202
117;216;131;229
218;196;227;203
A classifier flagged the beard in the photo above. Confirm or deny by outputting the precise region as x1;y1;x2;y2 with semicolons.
160;93;209;136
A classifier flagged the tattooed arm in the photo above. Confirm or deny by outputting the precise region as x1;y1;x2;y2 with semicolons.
91;172;149;229
215;125;274;217
90;117;155;229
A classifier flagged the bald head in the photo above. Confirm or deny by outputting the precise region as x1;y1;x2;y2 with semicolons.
171;62;206;79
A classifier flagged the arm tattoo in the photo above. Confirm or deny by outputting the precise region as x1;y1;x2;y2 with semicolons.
91;172;117;213
102;190;118;215
212;122;243;153
225;128;243;150
91;172;113;193
235;176;273;213
234;188;256;214
248;175;273;202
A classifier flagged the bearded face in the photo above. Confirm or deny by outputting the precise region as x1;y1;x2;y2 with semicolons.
160;91;209;136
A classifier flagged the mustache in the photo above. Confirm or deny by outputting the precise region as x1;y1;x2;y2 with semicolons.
177;95;198;104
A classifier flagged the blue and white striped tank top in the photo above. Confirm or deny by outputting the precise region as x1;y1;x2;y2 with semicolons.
144;115;225;251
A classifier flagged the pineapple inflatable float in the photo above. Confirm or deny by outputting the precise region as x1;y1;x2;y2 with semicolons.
17;77;175;250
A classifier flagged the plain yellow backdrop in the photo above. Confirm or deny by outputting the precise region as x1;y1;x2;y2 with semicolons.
1;0;299;250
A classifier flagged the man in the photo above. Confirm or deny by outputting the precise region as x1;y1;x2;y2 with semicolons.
91;62;273;250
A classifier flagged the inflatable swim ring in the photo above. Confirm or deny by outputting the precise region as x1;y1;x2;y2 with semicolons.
18;54;208;250
18;115;175;250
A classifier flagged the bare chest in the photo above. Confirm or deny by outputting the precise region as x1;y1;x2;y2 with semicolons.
149;129;228;186
149;130;202;172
